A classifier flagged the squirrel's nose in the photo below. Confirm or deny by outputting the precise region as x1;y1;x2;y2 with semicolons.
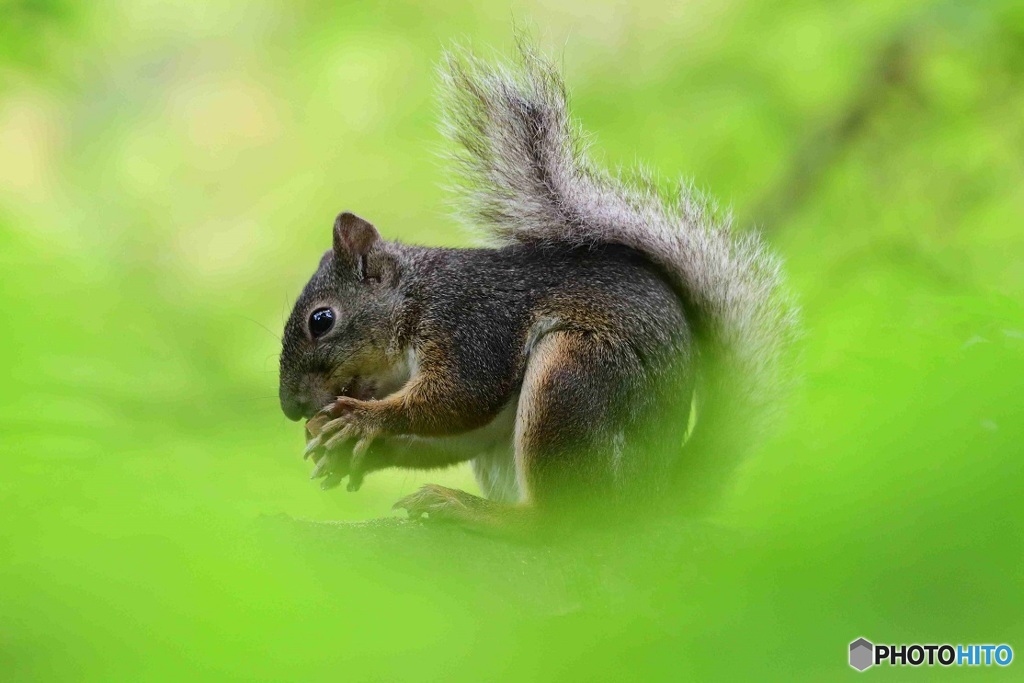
280;394;307;422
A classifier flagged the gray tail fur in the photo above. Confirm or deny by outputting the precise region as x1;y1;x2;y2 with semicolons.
439;41;800;507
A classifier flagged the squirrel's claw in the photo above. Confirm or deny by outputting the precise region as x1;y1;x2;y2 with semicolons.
303;396;384;493
345;437;375;492
309;453;333;479
303;436;323;459
310;450;351;487
321;470;346;490
322;422;355;451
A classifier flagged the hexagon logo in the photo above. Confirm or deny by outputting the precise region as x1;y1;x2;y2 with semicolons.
850;638;874;671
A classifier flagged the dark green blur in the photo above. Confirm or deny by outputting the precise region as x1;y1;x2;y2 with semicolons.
1;1;1021;680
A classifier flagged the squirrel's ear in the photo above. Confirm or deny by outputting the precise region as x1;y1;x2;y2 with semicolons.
332;212;379;259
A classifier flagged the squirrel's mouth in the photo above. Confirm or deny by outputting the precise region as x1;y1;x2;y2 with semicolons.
336;375;379;402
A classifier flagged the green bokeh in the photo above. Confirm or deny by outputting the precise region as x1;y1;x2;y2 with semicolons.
1;0;1022;680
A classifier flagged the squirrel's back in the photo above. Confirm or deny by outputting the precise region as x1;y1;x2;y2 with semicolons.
401;240;690;366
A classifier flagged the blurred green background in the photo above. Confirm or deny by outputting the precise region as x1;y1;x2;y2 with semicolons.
1;0;1022;680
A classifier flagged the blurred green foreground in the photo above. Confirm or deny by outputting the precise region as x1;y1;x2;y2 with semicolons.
1;0;1022;680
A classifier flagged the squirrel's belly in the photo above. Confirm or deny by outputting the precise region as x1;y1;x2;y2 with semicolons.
464;397;521;504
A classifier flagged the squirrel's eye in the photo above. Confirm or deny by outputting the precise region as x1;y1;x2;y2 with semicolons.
308;308;336;338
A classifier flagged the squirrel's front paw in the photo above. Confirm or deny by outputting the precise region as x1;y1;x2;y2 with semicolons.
304;397;382;492
306;449;352;491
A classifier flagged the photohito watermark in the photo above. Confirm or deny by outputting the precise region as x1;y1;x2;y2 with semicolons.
849;638;1013;672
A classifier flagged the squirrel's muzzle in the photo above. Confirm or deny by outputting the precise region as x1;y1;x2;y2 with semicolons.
279;372;337;421
280;394;306;422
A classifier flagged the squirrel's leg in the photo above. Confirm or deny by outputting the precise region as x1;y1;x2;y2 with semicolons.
395;331;641;534
512;330;638;508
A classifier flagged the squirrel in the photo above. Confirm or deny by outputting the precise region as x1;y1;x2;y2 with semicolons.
277;42;799;533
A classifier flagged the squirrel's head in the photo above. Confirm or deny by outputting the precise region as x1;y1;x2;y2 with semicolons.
278;212;405;421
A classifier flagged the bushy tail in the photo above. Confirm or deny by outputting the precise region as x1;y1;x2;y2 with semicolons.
440;42;800;506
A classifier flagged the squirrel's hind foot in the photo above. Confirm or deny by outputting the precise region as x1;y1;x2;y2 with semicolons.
393;484;535;539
